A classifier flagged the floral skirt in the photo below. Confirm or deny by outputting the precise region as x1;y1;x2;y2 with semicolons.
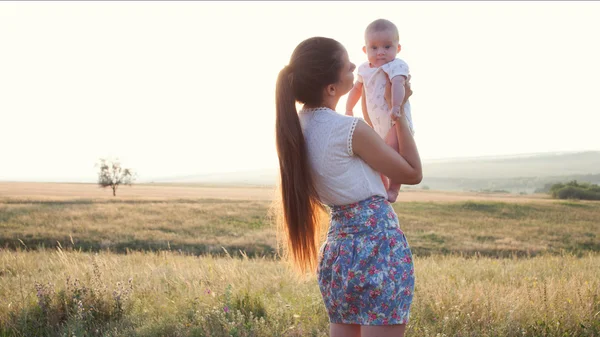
317;195;415;325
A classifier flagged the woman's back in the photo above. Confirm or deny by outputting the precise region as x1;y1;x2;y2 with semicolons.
298;107;387;206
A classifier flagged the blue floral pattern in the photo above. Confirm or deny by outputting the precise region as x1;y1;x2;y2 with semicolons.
317;195;415;325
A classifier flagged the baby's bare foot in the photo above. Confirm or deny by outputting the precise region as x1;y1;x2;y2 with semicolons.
387;189;399;203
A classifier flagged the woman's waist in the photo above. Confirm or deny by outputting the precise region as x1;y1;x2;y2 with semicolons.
327;223;403;241
327;195;400;238
316;178;386;207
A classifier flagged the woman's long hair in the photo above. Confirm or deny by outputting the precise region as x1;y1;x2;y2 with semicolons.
274;37;344;274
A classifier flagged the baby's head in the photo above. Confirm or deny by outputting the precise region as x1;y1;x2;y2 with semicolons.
363;19;401;68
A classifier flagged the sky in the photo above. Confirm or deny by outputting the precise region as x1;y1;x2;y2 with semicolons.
1;1;599;182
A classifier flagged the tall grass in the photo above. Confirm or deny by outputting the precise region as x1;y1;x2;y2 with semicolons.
0;250;598;336
1;196;599;335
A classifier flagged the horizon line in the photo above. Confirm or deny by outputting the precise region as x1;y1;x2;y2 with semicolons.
1;149;598;184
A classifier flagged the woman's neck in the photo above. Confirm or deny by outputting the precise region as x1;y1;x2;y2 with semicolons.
304;97;340;111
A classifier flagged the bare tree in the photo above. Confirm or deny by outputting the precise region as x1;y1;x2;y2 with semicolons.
97;158;136;196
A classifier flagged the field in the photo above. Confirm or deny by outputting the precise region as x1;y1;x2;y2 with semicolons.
0;182;599;336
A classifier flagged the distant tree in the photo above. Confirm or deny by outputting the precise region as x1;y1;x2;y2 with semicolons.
548;180;600;201
97;158;136;196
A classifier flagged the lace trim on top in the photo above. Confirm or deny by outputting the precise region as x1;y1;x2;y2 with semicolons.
347;118;359;156
299;107;331;114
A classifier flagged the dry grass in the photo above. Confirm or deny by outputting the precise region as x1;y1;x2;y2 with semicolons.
0;250;598;336
0;182;552;203
0;182;277;201
398;201;600;257
0;183;598;336
0;198;275;257
1;196;598;258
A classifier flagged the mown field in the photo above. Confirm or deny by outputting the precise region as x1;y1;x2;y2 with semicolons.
1;193;598;258
0;183;599;336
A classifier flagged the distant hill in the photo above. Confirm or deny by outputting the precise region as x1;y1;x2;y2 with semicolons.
416;151;600;193
422;151;600;179
149;151;600;193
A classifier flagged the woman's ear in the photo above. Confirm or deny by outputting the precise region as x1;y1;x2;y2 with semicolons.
325;83;336;97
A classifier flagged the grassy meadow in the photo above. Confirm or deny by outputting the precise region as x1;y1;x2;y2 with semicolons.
1;195;599;258
0;183;599;336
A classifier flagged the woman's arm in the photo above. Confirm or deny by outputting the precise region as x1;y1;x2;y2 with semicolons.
352;118;422;185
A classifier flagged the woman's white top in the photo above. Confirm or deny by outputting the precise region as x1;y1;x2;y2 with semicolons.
298;107;387;206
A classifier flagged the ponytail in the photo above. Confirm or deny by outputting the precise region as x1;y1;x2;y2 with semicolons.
275;66;323;274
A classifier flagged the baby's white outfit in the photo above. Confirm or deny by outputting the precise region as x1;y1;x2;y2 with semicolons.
357;58;414;138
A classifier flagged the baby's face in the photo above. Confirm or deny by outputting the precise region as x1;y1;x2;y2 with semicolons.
364;29;400;68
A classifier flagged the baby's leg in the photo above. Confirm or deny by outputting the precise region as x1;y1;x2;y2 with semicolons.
384;125;402;202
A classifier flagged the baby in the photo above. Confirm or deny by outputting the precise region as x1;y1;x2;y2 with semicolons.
346;18;415;202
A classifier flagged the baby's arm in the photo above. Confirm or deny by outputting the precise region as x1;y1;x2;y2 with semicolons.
345;81;363;116
390;75;407;119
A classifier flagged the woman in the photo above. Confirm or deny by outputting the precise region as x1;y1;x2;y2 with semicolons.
275;37;422;337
